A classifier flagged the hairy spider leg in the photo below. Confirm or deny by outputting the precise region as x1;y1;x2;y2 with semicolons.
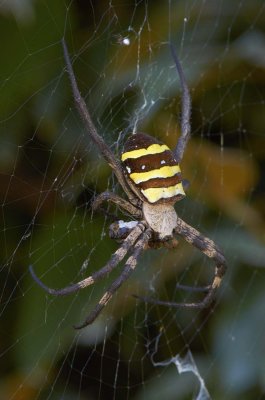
170;43;191;163
92;191;142;219
61;39;138;206
175;283;211;293
175;217;226;290
135;217;226;309
29;222;145;296
74;227;152;329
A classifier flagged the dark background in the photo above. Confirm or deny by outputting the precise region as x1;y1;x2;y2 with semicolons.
0;1;264;399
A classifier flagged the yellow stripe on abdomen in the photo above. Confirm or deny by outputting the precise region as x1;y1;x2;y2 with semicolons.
141;183;185;203
121;143;169;161
130;165;181;184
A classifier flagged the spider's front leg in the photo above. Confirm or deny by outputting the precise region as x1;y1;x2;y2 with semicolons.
62;40;138;206
170;43;191;163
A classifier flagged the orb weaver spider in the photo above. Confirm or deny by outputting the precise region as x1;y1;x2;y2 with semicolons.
30;39;227;329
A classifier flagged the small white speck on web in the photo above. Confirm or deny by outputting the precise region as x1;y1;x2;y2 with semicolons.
160;160;166;165
22;232;31;240
141;165;146;170
81;259;89;272
122;37;130;46
126;166;131;173
115;34;131;46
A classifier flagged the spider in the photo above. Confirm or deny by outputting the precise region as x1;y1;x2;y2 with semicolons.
30;39;227;330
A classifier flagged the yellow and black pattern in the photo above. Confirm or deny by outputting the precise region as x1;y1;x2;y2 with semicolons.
121;133;185;204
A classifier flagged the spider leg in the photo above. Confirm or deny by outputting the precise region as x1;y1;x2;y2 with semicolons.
61;39;138;206
170;43;191;163
136;217;226;309
92;191;142;219
29;222;145;296
74;227;152;329
175;283;211;293
175;217;227;295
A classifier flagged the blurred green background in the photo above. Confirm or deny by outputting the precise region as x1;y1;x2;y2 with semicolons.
0;1;264;399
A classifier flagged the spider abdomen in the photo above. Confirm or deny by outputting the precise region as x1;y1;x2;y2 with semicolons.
121;133;185;204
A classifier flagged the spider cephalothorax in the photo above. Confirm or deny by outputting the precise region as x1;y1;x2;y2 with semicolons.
30;40;227;329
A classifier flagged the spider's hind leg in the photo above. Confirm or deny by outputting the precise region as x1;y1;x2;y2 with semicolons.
175;283;211;293
135;218;226;310
175;217;227;296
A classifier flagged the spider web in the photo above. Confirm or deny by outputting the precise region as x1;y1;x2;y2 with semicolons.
0;1;265;399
